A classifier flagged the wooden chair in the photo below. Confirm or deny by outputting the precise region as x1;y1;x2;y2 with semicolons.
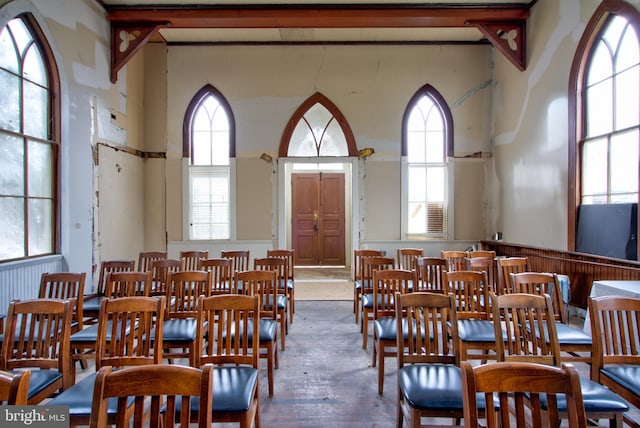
461;361;587;428
70;271;153;378
180;250;208;270
90;364;213;428
415;256;447;293
267;249;296;323
396;292;477;427
0;369;29;404
444;270;498;362
370;268;414;393
236;270;279;396
359;256;395;348
193;294;261;428
496;256;528;294
396;247;423;270
441;250;468;272
137;250;167;272
39;271;86;333
353;249;384;322
201;257;233;294
1;299;72;404
589;296;640;428
511;272;592;363
467;249;496;259
49;296;166;427
163;270;211;366
83;260;135;325
254;257;289;350
493;292;628;428
221;249;250;279
466;256;498;292
149;258;182;296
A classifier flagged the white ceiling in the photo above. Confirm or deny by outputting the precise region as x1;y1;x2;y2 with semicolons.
100;1;532;44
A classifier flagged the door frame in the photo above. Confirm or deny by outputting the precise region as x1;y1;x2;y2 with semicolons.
277;157;358;268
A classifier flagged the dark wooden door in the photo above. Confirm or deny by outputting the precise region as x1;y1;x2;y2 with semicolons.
292;173;345;266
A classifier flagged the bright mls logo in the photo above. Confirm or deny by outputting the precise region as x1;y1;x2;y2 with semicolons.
1;406;69;427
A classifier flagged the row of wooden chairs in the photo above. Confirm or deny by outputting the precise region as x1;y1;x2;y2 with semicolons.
395;291;634;428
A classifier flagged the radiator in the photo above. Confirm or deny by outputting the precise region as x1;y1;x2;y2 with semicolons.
0;255;64;311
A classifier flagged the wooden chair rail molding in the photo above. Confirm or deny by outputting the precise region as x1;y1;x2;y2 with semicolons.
481;240;640;309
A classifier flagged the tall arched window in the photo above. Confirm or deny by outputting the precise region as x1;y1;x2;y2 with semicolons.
184;85;235;240
402;84;453;238
0;15;58;261
569;1;640;258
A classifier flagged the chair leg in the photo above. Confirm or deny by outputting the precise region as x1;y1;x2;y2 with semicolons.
362;310;369;350
266;342;274;396
376;339;385;395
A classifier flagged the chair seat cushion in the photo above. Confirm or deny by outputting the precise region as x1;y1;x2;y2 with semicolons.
374;317;425;342
222;319;277;343
16;369;62;401
456;319;497;342
176;366;259;414
70;319;137;344
536;376;629;412
399;364;486;410
82;296;103;313
265;295;287;311
553;323;593;346
48;372;133;417
160;318;198;342
602;365;640;397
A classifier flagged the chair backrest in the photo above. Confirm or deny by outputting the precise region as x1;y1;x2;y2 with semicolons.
39;271;86;330
443;270;490;320
201;258;233;294
165;271;212;319
96;260;135;295
372;269;414;320
221;250;250;279
149;258;182;296
353;249;383;282
195;294;259;369
104;271;152;298
361;256;395;293
180;250;209;270
497;257;528;294
491;292;561;366
461;361;587;428
465;257;498;292
396;248;424;270
441;250;468;272
267;249;295;281
236;270;278;321
468;250;496;259
90;364;213;428
396;292;459;367
510;272;566;323
588;296;640;382
95;296;165;371
1;299;72;389
415;257;447;293
254;257;288;289
137;251;168;272
0;369;30;405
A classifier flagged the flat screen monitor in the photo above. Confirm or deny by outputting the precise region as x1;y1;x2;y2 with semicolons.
576;203;637;261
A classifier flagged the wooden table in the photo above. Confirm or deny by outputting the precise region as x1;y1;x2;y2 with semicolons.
584;280;640;333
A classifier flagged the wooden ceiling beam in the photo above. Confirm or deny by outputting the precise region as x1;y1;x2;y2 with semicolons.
107;4;531;82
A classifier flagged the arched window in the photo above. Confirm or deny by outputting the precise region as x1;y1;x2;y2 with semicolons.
569;1;640;257
184;85;235;240
0;15;58;261
402;84;453;238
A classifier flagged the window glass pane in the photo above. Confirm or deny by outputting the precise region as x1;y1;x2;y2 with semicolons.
0;197;24;259
407;107;426;133
0;70;21;133
426;167;445;202
586;79;613;136
28;198;52;255
408;166;426;202
603;16;627;52
192;94;229;166
582;138;608;199
211;130;229;165
0;26;19;73
23;80;48;139
319;119;348;156
407;131;426;163
0;133;24;196
28;140;52;198
287;101;349;157
425;103;443;132
610;129;639;196
587;43;613;85
426;131;445;163
192;131;212;165
190;167;230;239
407;202;426;234
7;19;31;58
289;120;317;156
211;102;229;132
615;65;639;130
23;43;47;87
616;23;639;73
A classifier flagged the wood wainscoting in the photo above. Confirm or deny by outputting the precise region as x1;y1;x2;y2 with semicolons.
481;240;640;309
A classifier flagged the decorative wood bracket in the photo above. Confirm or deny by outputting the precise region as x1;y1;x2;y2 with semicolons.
470;20;527;71
110;22;169;83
